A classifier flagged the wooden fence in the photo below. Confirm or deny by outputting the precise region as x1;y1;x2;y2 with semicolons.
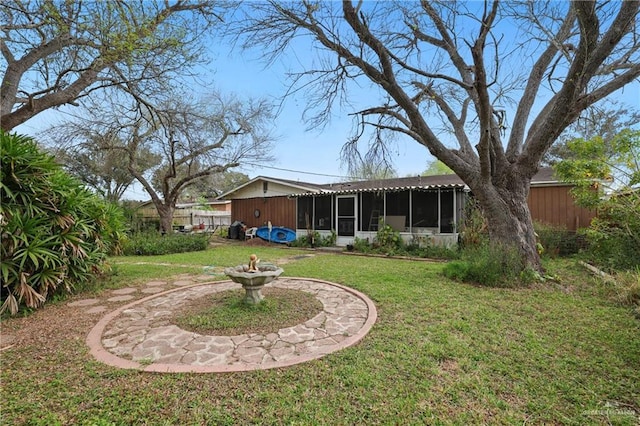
139;208;231;233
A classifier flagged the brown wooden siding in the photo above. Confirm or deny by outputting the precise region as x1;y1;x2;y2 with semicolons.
231;197;297;229
528;186;596;231
230;186;594;233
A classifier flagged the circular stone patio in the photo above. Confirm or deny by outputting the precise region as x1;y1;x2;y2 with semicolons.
87;278;377;373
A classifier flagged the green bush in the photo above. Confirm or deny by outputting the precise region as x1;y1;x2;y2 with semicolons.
122;232;210;255
441;260;470;281
292;230;336;248
583;203;640;272
443;242;530;288
534;222;582;257
348;233;458;260
375;224;403;252
404;235;460;260
349;236;370;252
458;197;487;249
291;235;315;247
322;229;337;247
1;131;126;315
554;129;640;272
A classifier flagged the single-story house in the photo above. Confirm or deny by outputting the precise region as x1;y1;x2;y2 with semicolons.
218;167;596;247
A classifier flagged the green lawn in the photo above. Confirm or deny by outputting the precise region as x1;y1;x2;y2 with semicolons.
1;246;638;425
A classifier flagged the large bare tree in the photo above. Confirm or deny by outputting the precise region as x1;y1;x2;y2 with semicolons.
55;94;275;233
1;0;231;130
233;0;640;271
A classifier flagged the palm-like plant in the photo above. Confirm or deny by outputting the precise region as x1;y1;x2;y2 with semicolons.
1;131;126;314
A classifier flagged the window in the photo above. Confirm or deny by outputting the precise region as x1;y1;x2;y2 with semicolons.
385;191;409;228
297;196;332;230
440;190;455;233
297;197;313;229
412;190;438;227
361;192;384;231
314;195;332;230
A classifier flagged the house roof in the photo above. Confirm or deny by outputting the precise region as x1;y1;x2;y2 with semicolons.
292;167;571;197
219;167;567;199
137;199;230;209
301;174;468;196
175;200;230;209
216;175;327;200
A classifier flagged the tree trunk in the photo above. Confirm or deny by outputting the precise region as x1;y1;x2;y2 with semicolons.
470;173;543;273
155;203;174;235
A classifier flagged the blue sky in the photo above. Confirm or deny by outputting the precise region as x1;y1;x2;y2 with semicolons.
203;42;435;184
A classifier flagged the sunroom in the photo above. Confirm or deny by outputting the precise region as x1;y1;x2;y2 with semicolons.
293;179;468;247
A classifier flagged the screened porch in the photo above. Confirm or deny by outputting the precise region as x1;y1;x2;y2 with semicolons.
295;186;467;247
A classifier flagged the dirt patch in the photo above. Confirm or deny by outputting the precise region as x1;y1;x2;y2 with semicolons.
245;238;279;247
0;295;105;354
0;334;16;351
438;358;460;373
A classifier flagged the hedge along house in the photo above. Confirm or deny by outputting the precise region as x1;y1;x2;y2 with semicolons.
218;168;596;247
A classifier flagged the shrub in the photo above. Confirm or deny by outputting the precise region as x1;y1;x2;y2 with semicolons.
348;233;458;260
322;229;337;246
590;268;640;318
214;226;229;238
417;244;459;260
291;234;311;247
352;237;372;253
458;197;487;249
534;222;582;257
375;224;403;252
441;260;470;281
122;232;210;255
292;230;336;248
443;242;530;288
405;235;460;260
554;129;640;272
1;131;127;314
583;206;640;272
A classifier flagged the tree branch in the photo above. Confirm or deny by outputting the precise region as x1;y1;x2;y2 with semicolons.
469;0;500;182
506;4;576;161
520;1;639;175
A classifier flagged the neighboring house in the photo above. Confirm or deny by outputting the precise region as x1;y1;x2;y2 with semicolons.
137;199;232;231
220;167;596;247
526;167;597;231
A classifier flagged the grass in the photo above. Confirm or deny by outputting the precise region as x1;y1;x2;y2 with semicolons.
173;288;323;335
1;246;639;425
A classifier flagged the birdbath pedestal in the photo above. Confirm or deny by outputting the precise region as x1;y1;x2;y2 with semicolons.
224;263;284;304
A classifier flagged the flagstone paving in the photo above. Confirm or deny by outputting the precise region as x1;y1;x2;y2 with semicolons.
85;277;377;373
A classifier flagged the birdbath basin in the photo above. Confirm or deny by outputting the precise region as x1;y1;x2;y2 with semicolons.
224;263;283;304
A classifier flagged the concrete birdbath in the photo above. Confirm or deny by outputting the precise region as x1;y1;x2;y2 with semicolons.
224;255;283;304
